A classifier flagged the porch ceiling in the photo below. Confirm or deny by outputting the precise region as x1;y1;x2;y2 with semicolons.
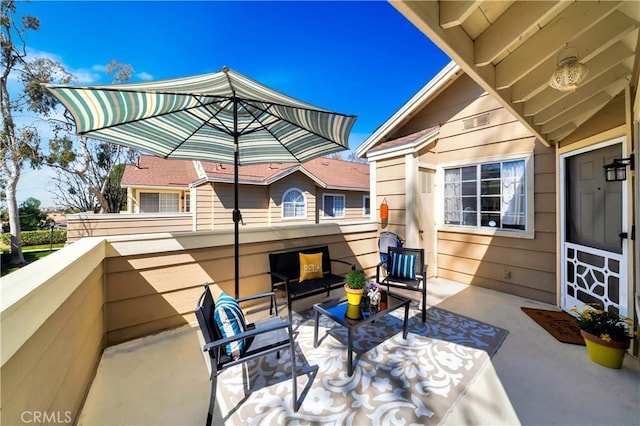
390;0;640;146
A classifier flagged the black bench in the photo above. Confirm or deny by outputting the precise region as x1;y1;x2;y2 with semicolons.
268;245;353;321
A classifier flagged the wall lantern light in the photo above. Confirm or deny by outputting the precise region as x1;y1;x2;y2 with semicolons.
603;154;635;182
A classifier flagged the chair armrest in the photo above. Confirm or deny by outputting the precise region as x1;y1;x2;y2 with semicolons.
268;271;293;284
202;319;292;352
235;291;276;304
330;258;355;270
376;259;387;282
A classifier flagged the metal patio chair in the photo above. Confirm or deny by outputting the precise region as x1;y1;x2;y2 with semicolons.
376;247;427;322
194;282;298;426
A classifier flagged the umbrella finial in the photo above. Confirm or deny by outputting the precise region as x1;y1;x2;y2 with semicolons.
222;66;230;73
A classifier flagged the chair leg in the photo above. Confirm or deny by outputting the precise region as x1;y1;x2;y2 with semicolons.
289;329;298;412
421;284;427;322
207;371;218;426
287;291;294;325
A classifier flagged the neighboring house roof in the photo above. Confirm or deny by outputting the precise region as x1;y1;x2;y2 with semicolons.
122;156;369;191
367;127;440;157
199;156;369;191
357;61;462;157
121;156;198;188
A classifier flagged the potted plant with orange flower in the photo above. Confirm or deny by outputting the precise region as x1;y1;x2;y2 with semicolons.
571;305;635;369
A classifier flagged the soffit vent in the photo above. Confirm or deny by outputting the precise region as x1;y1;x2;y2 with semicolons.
462;113;490;130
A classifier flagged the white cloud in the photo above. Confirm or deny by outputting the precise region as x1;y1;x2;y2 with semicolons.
25;47;102;84
136;72;154;81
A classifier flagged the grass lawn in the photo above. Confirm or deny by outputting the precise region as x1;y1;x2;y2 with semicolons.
1;245;64;276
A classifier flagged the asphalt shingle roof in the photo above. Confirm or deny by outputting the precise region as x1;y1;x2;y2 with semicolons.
122;156;369;190
121;156;198;187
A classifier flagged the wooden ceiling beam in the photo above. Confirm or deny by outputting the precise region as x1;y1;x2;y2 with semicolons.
525;63;631;116
532;52;632;124
510;14;636;103
474;1;569;66
440;1;481;29
542;78;628;134
542;92;614;134
495;1;621;89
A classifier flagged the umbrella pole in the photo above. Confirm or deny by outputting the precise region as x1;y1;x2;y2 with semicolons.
233;98;240;299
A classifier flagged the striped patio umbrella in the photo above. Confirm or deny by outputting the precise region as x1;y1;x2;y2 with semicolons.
47;67;356;297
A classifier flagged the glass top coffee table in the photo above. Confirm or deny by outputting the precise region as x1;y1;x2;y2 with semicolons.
313;292;410;376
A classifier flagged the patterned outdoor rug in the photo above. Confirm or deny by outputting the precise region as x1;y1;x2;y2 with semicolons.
217;306;509;425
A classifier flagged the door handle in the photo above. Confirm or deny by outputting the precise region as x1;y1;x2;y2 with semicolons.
619;232;628;245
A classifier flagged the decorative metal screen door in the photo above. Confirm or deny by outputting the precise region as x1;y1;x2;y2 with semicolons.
561;140;629;317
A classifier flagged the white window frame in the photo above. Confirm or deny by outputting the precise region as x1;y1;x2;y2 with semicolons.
184;191;191;213
322;193;345;219
438;153;535;239
281;188;307;220
362;195;370;217
139;192;180;213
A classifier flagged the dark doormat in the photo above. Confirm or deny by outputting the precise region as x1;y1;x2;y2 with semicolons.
521;307;585;345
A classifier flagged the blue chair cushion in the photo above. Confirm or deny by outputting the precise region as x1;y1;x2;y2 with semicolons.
213;291;247;360
390;252;417;280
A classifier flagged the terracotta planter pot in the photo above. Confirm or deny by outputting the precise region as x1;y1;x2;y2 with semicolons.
580;329;629;369
344;284;364;305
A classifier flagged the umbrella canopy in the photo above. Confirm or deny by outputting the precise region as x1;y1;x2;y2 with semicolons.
47;67;357;297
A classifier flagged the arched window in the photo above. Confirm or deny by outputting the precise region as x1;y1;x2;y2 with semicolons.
282;188;306;219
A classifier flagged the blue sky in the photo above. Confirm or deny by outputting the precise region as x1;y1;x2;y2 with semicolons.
14;1;450;206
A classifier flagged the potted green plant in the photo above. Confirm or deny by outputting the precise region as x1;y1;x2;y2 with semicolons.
344;269;366;305
570;305;635;369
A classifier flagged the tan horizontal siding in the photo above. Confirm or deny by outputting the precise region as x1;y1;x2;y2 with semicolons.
103;223;378;345
434;141;557;300
1;241;105;426
214;184;270;227
400;74;488;135
559;94;625;146
66;214;193;243
374;71;558;304
195;183;214;231
319;191;369;222
438;109;526;141
195;182;214;231
437;132;536;162
438;237;556;273
375;158;407;234
269;174;317;224
438;267;556;304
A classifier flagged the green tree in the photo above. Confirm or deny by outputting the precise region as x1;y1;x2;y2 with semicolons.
1;0;72;265
18;196;46;230
102;163;128;212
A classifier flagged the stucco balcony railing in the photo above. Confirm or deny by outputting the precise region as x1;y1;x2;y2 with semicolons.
1;222;378;425
2;221;638;425
65;212;195;243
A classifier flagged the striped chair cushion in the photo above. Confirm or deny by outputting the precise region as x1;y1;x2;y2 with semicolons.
389;252;417;280
213;292;247;360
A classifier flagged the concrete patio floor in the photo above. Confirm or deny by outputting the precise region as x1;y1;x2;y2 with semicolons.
77;278;639;425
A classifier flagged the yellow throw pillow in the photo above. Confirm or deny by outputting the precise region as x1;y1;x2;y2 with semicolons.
299;252;323;282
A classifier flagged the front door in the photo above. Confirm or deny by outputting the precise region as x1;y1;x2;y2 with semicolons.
561;139;629;317
418;167;436;278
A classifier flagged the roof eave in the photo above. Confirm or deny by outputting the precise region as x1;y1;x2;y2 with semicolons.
367;127;440;162
357;61;461;157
